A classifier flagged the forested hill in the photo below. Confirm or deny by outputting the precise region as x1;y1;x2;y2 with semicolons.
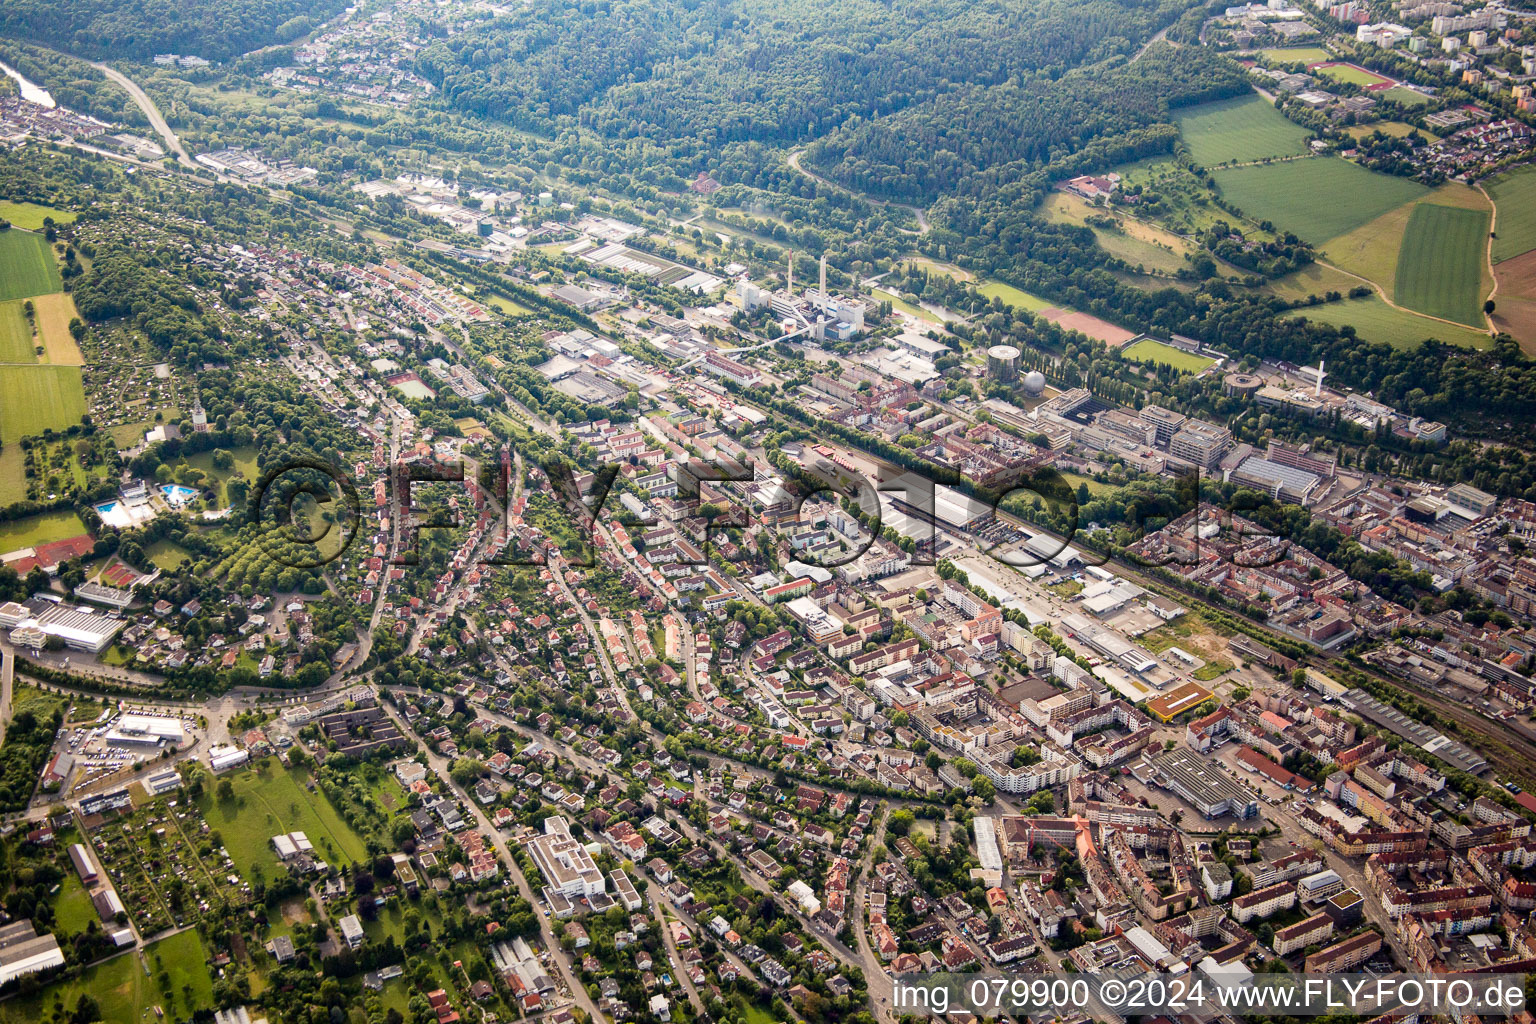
415;0;1194;157
0;0;346;61
804;44;1251;202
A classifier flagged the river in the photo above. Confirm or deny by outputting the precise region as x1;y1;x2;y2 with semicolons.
0;58;55;108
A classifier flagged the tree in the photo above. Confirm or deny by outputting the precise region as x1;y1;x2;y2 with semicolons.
216;778;235;802
1485;299;1496;316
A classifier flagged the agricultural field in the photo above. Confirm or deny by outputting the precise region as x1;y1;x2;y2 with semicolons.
1285;295;1492;350
0;201;76;231
1393;203;1490;326
31;293;84;364
0;229;62;302
1212;157;1427;245
0;364;87;441
1315;62;1391;87
1487;165;1536;264
1121;338;1215;373
196;759;370;883
0;299;34;363
1174;91;1312;167
1491;248;1536;352
1321;182;1489;297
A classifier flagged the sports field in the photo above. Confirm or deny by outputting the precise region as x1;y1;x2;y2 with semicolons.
0;229;61;301
1121;338;1215;373
1175;92;1312;167
0;364;87;441
0;201;75;231
1487;165;1536;263
0;299;33;363
1256;47;1331;64
1285;295;1491;350
1394;203;1490;325
1316;63;1391;87
1382;86;1431;106
1212;157;1428;245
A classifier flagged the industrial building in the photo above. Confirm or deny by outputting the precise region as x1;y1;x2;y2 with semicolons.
1148;747;1259;819
0;598;125;654
104;713;186;749
0;920;64;986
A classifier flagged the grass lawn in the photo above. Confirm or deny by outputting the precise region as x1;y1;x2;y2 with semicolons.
53;874;98;936
484;292;535;317
182;445;259;505
1487;165;1536;263
1394;203;1490;326
1057;470;1120;498
198;759;370;882
0;201;75;232
871;288;941;323
0;230;61;302
143;538;191;570
0;509;89;552
1121;338;1215;374
0;930;212;1024
0;299;34;363
1316;63;1391;87
1175;91;1312;167
1193;660;1234;681
1285;295;1491;349
1347;120;1438;143
1261;261;1362;302
976;279;1052;312
1212;157;1427;245
1255;47;1332;64
1043;193;1195;275
32;293;84;364
0;364;86;442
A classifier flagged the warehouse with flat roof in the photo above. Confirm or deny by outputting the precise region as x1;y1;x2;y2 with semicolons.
1149;747;1259;819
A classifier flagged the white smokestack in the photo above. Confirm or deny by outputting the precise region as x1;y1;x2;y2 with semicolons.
787;250;794;296
1315;358;1324;397
819;254;827;306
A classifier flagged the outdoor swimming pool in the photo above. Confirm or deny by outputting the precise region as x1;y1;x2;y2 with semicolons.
161;484;199;507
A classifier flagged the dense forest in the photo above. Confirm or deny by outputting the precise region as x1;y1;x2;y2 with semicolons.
416;0;1195;165
804;43;1250;201
0;0;345;60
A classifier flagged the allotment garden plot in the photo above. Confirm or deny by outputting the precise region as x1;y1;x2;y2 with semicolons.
90;795;253;936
